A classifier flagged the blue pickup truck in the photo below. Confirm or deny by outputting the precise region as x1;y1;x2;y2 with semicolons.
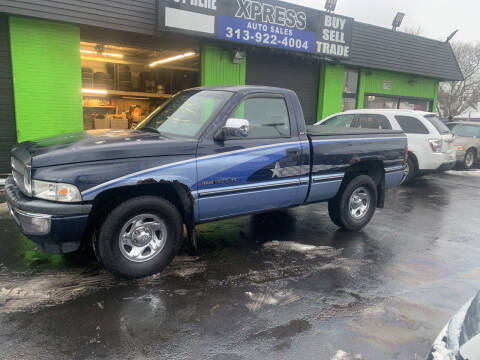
6;86;407;278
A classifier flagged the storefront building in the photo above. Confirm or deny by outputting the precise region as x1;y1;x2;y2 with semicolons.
0;1;463;173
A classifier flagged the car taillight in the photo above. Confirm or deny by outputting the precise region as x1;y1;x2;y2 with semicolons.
429;139;443;153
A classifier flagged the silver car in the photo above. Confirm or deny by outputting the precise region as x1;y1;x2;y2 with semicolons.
447;122;480;169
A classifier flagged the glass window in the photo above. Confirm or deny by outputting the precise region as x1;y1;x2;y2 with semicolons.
424;115;451;134
322;114;355;127
342;97;357;111
395;116;429;134
356;114;392;130
399;99;431;112
231;97;291;138
447;124;480;137
137;90;232;137
365;95;398;109
343;68;359;94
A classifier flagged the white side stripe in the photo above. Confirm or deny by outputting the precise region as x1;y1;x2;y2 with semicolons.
82;142;300;195
81;136;404;196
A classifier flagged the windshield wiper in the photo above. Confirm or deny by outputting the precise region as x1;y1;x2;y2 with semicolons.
139;127;161;134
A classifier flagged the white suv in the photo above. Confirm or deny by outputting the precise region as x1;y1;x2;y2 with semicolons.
316;109;456;183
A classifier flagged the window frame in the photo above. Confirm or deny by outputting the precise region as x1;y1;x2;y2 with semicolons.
342;67;360;110
363;92;434;112
224;93;293;140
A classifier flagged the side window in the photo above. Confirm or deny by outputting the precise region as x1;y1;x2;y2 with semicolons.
475;127;480;138
454;125;480;137
356;114;392;130
231;97;290;138
395;116;429;134
323;114;355;127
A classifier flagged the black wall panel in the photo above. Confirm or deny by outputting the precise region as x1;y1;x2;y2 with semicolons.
246;51;320;125
0;15;16;174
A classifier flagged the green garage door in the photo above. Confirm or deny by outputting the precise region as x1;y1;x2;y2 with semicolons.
0;16;16;174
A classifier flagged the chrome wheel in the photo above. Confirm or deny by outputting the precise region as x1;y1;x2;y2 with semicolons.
119;214;167;263
401;162;410;184
465;151;475;168
349;187;371;219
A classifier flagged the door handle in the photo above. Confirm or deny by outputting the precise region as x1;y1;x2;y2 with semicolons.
286;149;300;156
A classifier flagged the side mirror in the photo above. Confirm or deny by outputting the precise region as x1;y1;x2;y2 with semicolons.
215;118;250;140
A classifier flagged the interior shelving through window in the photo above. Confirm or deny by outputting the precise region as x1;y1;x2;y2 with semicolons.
80;41;200;131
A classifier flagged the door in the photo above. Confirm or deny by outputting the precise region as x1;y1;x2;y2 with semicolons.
196;94;304;222
246;51;320;125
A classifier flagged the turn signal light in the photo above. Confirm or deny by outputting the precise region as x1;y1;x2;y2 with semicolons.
457;145;464;151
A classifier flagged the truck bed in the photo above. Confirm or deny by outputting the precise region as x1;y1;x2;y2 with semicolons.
306;125;404;137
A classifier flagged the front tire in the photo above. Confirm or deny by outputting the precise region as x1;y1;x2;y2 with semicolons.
328;175;378;231
95;196;183;278
463;149;476;169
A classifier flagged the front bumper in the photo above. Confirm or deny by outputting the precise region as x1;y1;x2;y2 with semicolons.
5;176;92;253
456;150;467;163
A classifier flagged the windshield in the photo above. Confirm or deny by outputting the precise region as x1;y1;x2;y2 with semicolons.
424;115;451;134
136;90;233;138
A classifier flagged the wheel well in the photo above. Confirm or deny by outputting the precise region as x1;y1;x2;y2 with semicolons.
466;147;477;156
343;159;385;208
407;152;419;171
344;160;384;185
86;182;194;236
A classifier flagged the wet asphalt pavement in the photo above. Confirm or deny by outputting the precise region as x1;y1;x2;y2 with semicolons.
0;169;479;360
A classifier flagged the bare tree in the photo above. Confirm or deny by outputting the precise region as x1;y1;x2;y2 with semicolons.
438;42;480;117
404;26;423;36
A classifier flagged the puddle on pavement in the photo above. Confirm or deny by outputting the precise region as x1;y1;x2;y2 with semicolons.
249;318;311;340
0;254;208;313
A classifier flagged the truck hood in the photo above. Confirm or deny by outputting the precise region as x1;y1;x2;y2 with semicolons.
19;129;198;168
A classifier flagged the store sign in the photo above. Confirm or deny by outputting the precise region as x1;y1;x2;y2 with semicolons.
383;80;392;90
157;0;354;59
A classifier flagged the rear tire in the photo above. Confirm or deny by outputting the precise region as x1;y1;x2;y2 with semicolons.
95;196;183;279
328;175;378;231
401;157;416;185
463;149;476;169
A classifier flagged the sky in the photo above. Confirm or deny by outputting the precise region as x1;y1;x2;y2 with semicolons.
284;0;478;43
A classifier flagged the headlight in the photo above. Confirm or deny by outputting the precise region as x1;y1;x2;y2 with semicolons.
32;180;82;202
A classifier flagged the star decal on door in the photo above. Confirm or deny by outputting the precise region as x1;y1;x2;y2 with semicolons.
271;162;283;178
